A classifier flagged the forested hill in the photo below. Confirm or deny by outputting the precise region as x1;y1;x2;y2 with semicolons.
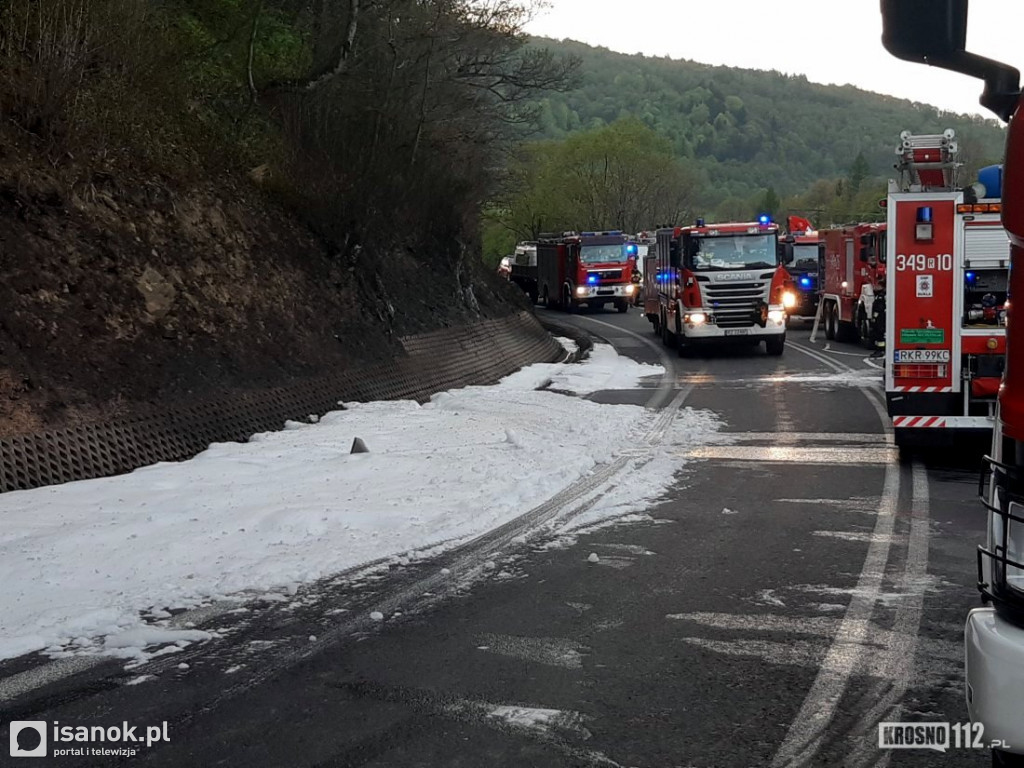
528;38;1006;202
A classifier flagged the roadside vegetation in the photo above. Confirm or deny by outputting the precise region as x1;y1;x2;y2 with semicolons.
480;37;1006;263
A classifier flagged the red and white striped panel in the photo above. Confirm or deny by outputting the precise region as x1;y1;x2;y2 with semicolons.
892;416;947;428
891;386;954;393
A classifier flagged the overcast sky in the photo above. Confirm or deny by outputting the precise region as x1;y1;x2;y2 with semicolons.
523;0;1022;121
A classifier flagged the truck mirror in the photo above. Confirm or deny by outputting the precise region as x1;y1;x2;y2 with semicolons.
881;0;1021;121
780;243;794;266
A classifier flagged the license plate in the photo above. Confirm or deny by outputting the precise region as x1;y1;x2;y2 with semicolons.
894;349;951;363
597;289;613;295
724;329;749;336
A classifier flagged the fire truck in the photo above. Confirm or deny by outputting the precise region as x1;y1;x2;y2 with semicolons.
883;130;1009;445
509;241;539;304
780;216;822;318
882;4;1024;765
536;231;638;313
818;221;887;345
655;217;794;356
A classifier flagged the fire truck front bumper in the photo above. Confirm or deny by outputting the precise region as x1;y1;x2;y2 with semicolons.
575;284;635;301
679;309;787;340
965;606;1024;754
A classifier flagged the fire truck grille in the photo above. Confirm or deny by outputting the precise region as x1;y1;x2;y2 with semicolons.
589;270;623;281
704;281;769;328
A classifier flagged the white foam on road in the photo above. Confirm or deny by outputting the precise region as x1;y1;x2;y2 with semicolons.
0;343;718;663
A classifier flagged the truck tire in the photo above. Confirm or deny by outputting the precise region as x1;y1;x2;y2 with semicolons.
529;286;539;305
563;286;574;313
765;333;786;356
824;302;836;341
541;286;551;308
616;299;629;313
651;315;661;335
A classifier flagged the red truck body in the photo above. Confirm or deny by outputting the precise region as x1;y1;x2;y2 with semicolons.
536;232;638;313
819;223;887;344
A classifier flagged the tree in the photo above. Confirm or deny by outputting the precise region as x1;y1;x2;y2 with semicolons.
496;118;703;240
847;152;871;199
757;187;781;220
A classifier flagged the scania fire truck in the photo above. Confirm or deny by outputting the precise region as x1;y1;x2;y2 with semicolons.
883;129;1009;445
655;217;794;356
780;216;822;319
819;221;887;345
537;231;638;313
882;3;1024;765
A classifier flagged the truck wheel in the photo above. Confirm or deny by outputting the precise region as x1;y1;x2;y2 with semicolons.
651;315;661;335
541;287;550;308
824;303;837;341
563;287;574;313
529;287;539;305
616;299;628;313
765;333;786;356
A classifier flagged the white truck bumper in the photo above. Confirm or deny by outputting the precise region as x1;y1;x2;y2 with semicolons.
965;606;1024;754
680;311;786;341
576;284;634;301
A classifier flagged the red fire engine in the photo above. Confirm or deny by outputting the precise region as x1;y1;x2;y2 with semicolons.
655;217;794;356
881;3;1024;764
780;216;822;318
883;130;1009;444
818;222;887;345
536;231;638;313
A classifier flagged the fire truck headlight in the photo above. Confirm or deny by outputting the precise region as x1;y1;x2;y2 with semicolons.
685;312;707;325
782;291;797;309
625;284;635;295
768;310;786;324
575;286;587;297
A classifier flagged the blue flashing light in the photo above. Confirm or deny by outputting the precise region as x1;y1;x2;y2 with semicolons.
800;277;812;288
966;271;976;282
626;244;638;256
587;275;598;285
917;206;933;223
758;214;771;226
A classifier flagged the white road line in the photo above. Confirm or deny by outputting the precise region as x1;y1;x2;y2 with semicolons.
843;462;931;768
572;314;679;410
770;340;901;768
770;460;901;767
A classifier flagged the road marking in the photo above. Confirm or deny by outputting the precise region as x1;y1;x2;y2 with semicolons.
841;462;931;768
719;432;887;444
686;445;896;466
770;342;900;768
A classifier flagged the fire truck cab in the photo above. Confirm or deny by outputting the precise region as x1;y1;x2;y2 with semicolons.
536;231;638;313
655;217;794;357
884;131;1009;444
780;216;823;319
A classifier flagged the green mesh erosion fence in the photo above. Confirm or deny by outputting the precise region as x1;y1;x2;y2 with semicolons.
0;312;563;493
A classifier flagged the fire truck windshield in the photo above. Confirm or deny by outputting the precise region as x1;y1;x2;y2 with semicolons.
691;234;777;270
792;244;818;270
580;244;630;264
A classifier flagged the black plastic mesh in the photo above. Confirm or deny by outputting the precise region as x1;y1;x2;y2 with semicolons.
0;312;561;493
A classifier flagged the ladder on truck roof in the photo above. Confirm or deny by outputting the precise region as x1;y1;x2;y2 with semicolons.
892;129;961;192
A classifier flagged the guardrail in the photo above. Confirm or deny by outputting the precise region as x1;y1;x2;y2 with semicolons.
0;312;562;494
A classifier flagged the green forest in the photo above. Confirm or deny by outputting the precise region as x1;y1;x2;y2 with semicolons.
482;37;1007;262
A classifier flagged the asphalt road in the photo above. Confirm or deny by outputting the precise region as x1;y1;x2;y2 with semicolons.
0;310;993;768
